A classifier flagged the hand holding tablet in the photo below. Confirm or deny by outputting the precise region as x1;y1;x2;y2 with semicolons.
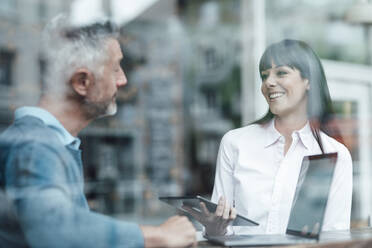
183;196;236;236
159;195;259;236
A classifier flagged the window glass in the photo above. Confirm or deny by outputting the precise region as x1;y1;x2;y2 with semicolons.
0;0;370;236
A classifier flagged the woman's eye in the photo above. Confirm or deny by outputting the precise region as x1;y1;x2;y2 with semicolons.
277;71;287;76
261;74;268;80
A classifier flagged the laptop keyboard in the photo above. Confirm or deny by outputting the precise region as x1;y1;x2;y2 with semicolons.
210;235;254;242
213;234;316;243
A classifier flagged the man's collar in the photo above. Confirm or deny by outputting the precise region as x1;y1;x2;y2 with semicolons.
15;106;81;149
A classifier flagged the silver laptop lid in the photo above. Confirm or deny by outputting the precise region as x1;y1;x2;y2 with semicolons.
286;153;338;240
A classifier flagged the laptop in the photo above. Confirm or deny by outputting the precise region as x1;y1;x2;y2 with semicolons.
207;152;339;246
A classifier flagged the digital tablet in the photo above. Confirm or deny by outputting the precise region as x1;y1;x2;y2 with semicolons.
159;195;259;226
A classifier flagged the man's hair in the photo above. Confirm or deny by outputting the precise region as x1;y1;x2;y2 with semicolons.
41;14;119;95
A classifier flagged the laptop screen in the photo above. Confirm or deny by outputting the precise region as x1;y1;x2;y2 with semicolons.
286;153;338;239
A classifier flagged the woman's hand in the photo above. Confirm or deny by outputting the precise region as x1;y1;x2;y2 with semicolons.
183;196;236;236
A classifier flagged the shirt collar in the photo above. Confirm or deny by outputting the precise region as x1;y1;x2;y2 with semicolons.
264;119;282;148
15;106;81;149
296;121;313;150
264;118;313;149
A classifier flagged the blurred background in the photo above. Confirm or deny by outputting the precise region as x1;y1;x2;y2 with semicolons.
1;0;372;228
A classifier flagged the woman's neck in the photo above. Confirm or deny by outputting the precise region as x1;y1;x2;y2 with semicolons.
274;114;308;138
274;115;308;156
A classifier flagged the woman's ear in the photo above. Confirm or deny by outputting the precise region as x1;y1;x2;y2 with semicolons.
70;68;93;96
305;79;310;90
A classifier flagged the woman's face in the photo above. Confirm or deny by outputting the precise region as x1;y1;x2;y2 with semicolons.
261;63;309;119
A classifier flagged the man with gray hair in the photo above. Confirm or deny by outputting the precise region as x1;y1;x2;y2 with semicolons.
0;15;196;248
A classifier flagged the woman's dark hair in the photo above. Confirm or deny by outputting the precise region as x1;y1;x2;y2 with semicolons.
254;39;342;153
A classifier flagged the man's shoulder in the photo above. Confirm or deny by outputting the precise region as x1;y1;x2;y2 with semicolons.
0;116;67;188
0;116;62;150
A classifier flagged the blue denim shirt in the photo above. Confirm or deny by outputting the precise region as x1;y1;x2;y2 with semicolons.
15;107;81;150
0;107;144;248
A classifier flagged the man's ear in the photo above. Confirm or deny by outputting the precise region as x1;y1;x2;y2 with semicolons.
70;68;94;96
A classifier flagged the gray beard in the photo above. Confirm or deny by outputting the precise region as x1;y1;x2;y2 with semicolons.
83;98;117;120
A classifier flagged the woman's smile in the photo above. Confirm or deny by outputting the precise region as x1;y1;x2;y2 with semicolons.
268;91;285;100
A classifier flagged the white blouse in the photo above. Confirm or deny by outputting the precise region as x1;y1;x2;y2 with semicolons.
211;119;353;235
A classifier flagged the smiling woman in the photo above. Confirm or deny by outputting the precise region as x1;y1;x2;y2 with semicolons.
187;39;353;236
256;39;336;153
260;64;309;135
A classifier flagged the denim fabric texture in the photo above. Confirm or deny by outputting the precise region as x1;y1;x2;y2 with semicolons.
0;110;144;248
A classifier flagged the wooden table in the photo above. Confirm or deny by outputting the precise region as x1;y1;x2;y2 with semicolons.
198;240;372;248
196;228;372;248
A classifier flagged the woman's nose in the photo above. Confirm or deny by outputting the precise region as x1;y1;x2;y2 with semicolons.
264;75;277;87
